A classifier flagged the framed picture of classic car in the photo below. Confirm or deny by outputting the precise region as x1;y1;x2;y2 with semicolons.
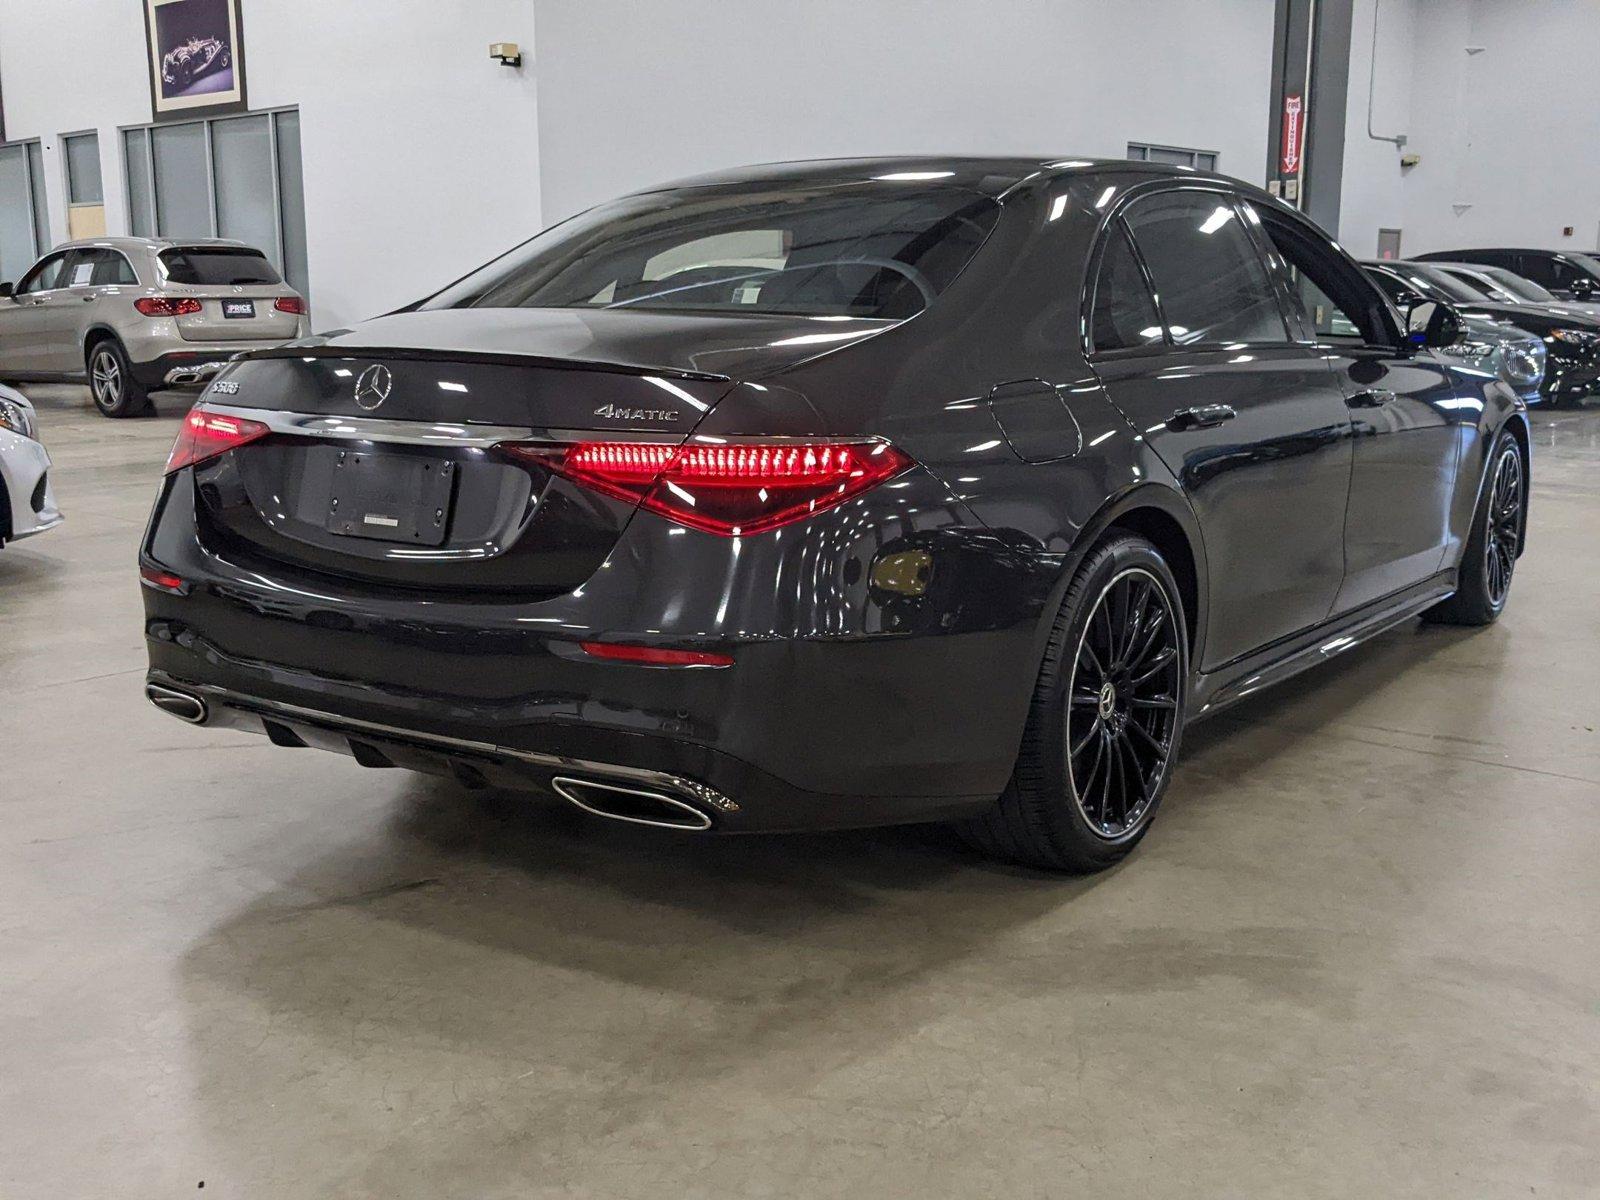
143;0;247;121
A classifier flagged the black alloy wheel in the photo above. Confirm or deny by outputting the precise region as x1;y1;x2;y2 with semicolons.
960;534;1187;872
1483;445;1523;608
1066;567;1183;839
1426;430;1524;626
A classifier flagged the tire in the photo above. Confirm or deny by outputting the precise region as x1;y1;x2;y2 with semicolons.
87;340;152;418
959;533;1188;873
1425;430;1524;626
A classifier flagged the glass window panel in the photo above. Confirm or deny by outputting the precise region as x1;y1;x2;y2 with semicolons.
274;110;309;298
1091;221;1163;352
211;114;276;258
1126;192;1289;345
0;145;37;285
124;129;155;237
152;121;211;238
64;133;104;204
27;142;49;253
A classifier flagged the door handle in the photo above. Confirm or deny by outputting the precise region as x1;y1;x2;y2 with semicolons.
1166;404;1237;431
1346;388;1396;408
79;294;97;302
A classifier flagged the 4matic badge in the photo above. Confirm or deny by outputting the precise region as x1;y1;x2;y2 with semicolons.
593;403;680;422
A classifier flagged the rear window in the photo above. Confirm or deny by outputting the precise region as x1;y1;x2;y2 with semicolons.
423;185;1001;319
160;247;281;286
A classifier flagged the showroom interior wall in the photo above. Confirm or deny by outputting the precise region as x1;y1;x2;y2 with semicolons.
532;0;1279;223
0;0;539;331
1338;0;1600;259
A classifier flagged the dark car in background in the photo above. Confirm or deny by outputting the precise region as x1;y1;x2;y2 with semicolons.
1427;261;1600;319
1415;247;1600;302
140;158;1530;873
1365;259;1600;404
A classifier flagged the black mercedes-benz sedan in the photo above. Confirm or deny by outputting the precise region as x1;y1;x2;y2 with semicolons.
140;158;1530;872
1364;258;1600;404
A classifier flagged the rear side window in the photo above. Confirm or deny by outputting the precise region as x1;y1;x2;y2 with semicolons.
97;252;138;286
1123;192;1288;345
160;247;281;286
1090;220;1163;352
424;185;1001;320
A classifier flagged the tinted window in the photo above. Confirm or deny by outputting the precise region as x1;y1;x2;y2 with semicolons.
1250;204;1390;344
1090;220;1163;352
1123;192;1287;345
1439;267;1509;301
1366;267;1423;307
83;249;138;286
18;252;67;294
159;246;281;285
1514;254;1559;289
423;186;1001;319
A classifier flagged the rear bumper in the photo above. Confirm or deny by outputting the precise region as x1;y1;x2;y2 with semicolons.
130;326;310;390
142;660;998;833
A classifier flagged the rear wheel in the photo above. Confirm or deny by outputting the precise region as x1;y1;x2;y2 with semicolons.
1426;430;1524;626
960;534;1187;872
88;340;152;418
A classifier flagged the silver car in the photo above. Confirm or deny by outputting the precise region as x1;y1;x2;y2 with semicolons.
0;237;308;418
0;384;62;548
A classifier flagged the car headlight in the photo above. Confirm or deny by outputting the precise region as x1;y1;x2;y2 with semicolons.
1547;327;1600;350
0;395;36;440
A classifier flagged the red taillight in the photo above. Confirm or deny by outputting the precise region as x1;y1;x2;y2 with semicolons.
505;438;913;536
274;296;307;315
139;565;187;594
164;404;270;474
579;641;734;668
134;296;203;317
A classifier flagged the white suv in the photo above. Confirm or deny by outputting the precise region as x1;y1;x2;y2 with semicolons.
0;237;309;417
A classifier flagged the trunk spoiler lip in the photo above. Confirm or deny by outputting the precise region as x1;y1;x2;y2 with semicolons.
230;342;732;384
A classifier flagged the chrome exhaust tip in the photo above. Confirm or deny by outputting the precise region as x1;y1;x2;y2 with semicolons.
551;776;714;831
145;682;208;724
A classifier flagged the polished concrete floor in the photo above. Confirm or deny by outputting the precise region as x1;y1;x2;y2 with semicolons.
3;385;1598;1199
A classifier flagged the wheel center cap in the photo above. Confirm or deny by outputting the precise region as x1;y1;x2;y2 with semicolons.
1098;681;1118;722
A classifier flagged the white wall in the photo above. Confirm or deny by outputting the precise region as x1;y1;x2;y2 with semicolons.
532;0;1277;223
0;0;540;331
1338;0;1416;259
1340;0;1600;258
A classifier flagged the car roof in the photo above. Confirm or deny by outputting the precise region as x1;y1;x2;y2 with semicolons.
631;155;1264;200
55;236;257;253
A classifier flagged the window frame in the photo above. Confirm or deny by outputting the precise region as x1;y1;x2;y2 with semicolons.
1081;181;1296;361
1244;199;1405;351
1085;216;1166;358
61;129;104;207
119;105;305;295
17;249;69;295
0;137;52;275
1127;142;1220;172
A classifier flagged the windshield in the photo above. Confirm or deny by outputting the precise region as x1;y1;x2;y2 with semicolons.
1405;266;1482;304
423;184;1000;319
1479;267;1556;303
160;247;282;286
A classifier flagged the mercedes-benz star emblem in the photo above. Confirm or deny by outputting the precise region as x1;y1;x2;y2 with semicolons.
353;364;392;411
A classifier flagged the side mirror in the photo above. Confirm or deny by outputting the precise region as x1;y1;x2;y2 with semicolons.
0;281;13;299
1406;300;1465;349
1569;277;1597;300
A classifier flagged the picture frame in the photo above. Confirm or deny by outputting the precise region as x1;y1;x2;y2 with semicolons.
143;0;247;122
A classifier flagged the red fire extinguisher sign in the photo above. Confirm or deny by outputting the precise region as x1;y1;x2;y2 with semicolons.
1281;93;1305;175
